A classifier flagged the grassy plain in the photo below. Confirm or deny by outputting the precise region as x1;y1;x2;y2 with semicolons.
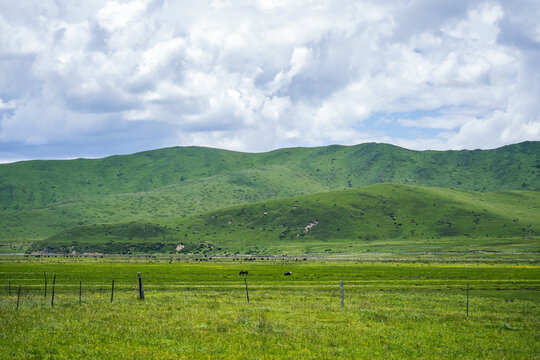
1;256;539;359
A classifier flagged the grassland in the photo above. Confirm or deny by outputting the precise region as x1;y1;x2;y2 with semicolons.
2;143;537;358
0;256;538;359
1;141;539;246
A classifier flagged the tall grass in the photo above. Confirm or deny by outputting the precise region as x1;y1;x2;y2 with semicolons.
1;258;538;359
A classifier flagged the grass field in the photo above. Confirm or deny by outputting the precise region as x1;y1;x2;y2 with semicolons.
1;256;538;359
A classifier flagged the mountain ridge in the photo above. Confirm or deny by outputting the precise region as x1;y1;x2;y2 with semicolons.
2;141;538;209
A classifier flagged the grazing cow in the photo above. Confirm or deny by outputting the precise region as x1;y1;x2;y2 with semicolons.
239;270;248;276
284;271;292;276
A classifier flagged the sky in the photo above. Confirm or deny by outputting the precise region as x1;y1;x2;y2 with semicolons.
1;0;539;162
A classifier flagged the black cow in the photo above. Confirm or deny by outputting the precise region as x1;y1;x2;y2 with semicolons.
239;270;248;276
284;271;292;276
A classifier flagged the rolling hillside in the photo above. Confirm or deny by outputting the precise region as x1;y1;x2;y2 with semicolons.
29;184;540;255
1;141;539;250
2;141;539;210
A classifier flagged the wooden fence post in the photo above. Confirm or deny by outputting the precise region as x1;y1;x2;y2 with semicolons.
340;280;344;308
44;272;47;297
17;285;21;310
51;274;56;308
244;275;250;304
138;273;145;300
111;280;115;303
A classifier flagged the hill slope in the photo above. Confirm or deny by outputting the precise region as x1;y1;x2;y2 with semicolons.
2;141;539;209
29;184;540;255
1;142;539;247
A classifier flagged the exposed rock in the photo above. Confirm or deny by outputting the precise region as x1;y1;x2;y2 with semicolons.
304;219;319;232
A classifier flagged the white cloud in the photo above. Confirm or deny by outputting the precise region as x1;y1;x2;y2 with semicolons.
267;47;312;94
398;115;474;130
0;98;16;110
0;0;539;160
97;0;150;32
442;2;503;43
447;93;540;149
0;92;108;145
0;13;46;56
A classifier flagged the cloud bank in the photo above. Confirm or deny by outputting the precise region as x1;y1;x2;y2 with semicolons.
1;0;539;160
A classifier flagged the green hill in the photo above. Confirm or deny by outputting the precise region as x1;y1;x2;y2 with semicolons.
2;141;539;210
0;166;329;242
29;184;540;255
1;141;539;250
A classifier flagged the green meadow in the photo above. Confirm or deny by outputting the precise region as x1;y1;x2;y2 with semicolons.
1;257;539;359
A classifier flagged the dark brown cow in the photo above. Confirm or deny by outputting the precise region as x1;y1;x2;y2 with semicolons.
239;270;248;276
